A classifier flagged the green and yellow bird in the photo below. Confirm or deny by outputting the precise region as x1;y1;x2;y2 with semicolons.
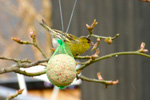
40;20;91;56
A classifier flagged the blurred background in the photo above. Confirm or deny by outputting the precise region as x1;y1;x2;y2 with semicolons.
0;0;150;100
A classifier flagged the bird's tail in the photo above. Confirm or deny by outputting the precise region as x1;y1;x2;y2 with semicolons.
40;19;57;36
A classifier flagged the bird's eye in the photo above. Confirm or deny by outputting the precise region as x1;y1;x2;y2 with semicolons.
75;53;78;56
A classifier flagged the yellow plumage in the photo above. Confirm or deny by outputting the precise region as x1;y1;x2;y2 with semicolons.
40;20;91;56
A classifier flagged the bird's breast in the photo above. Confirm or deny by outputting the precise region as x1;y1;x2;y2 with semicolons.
52;38;60;49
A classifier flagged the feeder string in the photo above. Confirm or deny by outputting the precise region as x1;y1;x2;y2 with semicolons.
65;0;78;37
59;0;78;40
59;0;64;35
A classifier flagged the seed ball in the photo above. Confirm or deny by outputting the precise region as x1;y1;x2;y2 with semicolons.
46;54;76;87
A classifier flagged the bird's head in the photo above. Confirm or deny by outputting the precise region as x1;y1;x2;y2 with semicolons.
79;36;93;46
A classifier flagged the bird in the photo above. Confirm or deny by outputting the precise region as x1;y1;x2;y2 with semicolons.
40;20;91;56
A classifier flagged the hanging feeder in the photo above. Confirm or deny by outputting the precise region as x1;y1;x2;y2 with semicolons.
46;0;78;89
46;40;76;88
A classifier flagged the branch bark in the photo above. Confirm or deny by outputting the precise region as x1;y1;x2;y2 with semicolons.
77;51;150;71
77;75;118;88
6;89;24;100
0;58;48;76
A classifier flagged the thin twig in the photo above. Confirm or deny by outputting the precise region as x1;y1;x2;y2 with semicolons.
32;43;47;58
77;75;118;87
0;58;48;74
0;65;46;76
12;37;47;58
6;89;24;100
77;51;150;71
0;57;31;63
86;19;98;38
14;69;46;76
75;55;91;59
91;33;120;40
18;58;49;68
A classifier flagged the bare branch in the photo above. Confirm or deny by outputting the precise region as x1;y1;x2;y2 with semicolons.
86;19;98;38
0;58;48;75
91;38;100;51
6;89;24;100
0;57;31;63
0;65;46;76
90;33;120;45
12;36;47;58
18;58;49;68
14;69;46;76
0;66;19;74
32;43;47;58
75;55;91;59
77;51;150;71
77;75;119;88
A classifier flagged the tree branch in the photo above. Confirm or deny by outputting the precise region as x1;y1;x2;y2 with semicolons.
0;57;31;63
32;43;47;58
75;55;91;59
12;31;47;58
91;33;120;40
0;65;46;76
0;58;48;75
77;75;118;88
6;89;24;100
18;58;49;68
77;51;150;71
14;69;46;76
0;66;19;74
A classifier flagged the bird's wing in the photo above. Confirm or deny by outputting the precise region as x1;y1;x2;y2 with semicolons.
40;20;63;39
40;20;78;42
53;29;77;40
40;20;55;34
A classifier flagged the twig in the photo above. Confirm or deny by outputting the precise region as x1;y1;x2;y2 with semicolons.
6;89;24;100
0;58;48;74
30;29;47;58
14;69;46;76
86;19;119;44
19;58;49;68
91;38;100;51
32;43;47;58
86;19;98;38
75;49;100;59
77;51;150;71
0;57;31;63
91;33;120;40
75;55;91;59
112;34;120;40
0;65;46;76
77;75;118;87
86;19;119;42
12;31;47;58
0;66;19;74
